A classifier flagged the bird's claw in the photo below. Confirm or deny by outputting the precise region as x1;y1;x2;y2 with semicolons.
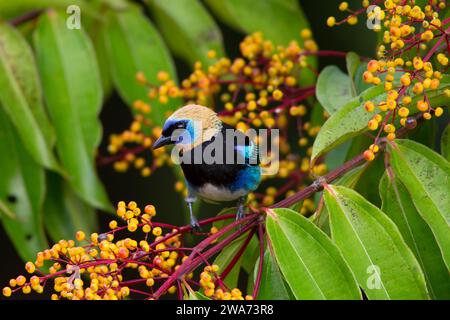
189;214;201;232
235;208;245;221
235;196;246;229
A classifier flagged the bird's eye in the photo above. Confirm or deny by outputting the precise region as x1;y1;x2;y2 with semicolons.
177;136;184;143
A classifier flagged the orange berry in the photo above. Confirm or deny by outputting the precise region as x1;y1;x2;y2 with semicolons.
368;119;379;131
417;100;429;112
367;60;379;72
363;150;375;161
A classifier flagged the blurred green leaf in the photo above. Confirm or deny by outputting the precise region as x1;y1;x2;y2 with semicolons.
43;172;98;243
84;6;113;101
0;21;59;171
388;139;450;270
380;173;450;299
0;108;48;261
34;9;110;211
345;52;361;97
324;185;429;299
441;124;450;161
93;26;113;100
188;290;211;300
266;208;361;299
204;0;316;86
146;0;224;67
316;66;352;115
101;6;191;223
352;60;371;95
0;0;97;19
255;249;293;300
102;7;180;125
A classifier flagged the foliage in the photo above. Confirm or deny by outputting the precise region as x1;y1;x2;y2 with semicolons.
1;0;449;300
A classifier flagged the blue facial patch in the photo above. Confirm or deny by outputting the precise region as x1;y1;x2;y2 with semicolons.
163;118;196;144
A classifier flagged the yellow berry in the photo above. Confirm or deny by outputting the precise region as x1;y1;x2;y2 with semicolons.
145;205;156;216
434;107;443;117
364;101;375;112
152;227;162;236
25;262;35;274
417;100;429;112
327;16;336;27
109;220;118;229
272;89;283;100
368;119;379;131
364;150;375;161
398;107;409;117
2;287;11;297
339;2;349;11
75;231;85;242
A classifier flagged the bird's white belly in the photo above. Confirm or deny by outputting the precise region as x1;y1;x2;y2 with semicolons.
196;183;246;202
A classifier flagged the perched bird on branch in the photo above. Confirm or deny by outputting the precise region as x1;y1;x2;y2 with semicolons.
152;104;261;229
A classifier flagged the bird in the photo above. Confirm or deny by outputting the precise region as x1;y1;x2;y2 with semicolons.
152;104;261;229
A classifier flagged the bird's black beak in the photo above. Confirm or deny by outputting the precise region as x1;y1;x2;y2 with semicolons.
152;135;173;150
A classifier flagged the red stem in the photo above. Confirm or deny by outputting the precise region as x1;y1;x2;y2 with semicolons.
153;215;259;298
252;223;265;299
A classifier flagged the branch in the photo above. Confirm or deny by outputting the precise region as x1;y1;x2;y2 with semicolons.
9;10;43;26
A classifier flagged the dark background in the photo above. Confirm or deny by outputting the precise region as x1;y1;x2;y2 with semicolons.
0;0;376;298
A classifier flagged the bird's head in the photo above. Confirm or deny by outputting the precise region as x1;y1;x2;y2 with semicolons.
152;104;222;151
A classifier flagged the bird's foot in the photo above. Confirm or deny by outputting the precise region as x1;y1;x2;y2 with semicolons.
235;197;246;230
190;216;201;232
235;207;245;221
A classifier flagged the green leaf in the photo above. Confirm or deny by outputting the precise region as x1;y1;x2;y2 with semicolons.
441;124;450;161
312;164;367;235
0;21;59;171
266;208;361;300
388;139;450;270
188;291;211;300
213;233;256;289
84;7;113;101
102;7;180;126
380;173;450;299
34;9;110;211
316;66;352;115
0;0;89;19
146;0;224;67
0;108;48;261
43;172;98;243
255;249;293;300
204;0;316;86
345;52;361;97
324;185;429;299
353;61;371;95
312;85;386;163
